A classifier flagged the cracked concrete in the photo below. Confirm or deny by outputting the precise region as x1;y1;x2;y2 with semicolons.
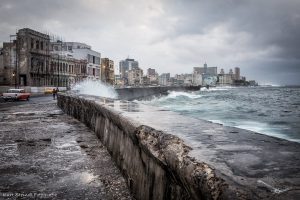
0;96;132;200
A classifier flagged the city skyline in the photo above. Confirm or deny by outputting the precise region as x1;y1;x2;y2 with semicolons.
1;0;300;85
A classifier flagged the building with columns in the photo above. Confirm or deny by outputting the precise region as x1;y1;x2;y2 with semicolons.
0;28;100;88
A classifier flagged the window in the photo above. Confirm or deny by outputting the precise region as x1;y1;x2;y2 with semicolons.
41;61;44;72
31;57;34;69
88;54;92;63
36;40;39;49
45;61;49;72
31;38;34;49
41;41;43;50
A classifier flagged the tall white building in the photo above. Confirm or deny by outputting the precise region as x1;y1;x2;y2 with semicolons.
159;73;170;86
218;74;233;85
65;42;101;80
184;74;193;85
192;67;203;86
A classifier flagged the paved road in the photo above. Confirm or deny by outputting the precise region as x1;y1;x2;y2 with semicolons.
0;96;132;199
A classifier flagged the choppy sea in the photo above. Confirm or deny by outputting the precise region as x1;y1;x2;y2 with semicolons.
141;86;300;143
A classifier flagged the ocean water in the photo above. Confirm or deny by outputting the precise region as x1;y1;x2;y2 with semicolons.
141;86;300;143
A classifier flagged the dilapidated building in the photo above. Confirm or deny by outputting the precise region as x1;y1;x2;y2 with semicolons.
101;58;115;85
0;28;98;88
0;42;17;86
17;28;51;86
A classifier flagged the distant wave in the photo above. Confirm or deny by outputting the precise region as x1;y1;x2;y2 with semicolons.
200;87;232;92
259;84;282;87
166;91;200;99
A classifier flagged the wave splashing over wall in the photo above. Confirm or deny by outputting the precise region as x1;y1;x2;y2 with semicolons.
72;80;118;99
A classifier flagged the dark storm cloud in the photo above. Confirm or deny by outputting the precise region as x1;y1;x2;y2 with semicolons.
0;0;299;85
161;0;300;60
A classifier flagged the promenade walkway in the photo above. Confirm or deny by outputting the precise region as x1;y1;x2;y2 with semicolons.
0;96;132;200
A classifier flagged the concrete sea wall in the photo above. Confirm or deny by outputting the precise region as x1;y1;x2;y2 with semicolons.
115;86;200;100
57;93;233;200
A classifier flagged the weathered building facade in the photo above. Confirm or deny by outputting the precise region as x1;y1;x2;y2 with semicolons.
0;43;16;85
128;68;143;86
65;42;101;80
0;28;98;88
101;58;114;85
49;54;87;87
17;28;51;86
0;48;3;84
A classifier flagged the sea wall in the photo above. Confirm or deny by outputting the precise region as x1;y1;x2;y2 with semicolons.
115;86;200;100
57;93;233;200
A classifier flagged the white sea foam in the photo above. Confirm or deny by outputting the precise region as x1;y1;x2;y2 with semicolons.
71;79;118;99
210;119;224;125
166;91;200;99
201;86;236;92
259;83;281;87
235;121;300;142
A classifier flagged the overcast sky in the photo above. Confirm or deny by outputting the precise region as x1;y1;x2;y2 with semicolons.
1;0;300;85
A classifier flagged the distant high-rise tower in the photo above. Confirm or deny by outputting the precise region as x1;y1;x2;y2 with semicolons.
119;58;139;79
204;62;208;74
147;68;156;76
234;67;240;80
220;69;225;75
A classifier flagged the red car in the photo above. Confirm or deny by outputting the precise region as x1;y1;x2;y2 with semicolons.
2;89;31;101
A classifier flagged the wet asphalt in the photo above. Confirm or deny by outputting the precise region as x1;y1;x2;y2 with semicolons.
0;96;132;200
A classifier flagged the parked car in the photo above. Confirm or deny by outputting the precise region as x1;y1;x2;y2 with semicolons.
44;87;54;94
2;89;31;101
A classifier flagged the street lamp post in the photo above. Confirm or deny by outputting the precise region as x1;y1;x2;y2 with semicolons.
12;72;16;89
57;40;63;88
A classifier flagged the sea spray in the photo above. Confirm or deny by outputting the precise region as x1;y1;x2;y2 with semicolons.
71;79;118;99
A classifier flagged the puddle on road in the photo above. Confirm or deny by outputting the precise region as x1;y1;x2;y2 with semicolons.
57;171;102;186
16;139;52;155
12;111;44;116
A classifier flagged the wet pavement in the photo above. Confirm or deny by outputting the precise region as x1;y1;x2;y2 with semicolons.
0;96;132;200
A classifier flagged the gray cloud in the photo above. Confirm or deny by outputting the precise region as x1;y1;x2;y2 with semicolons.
0;0;299;85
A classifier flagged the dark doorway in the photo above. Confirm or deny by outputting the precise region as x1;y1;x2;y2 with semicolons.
19;74;27;86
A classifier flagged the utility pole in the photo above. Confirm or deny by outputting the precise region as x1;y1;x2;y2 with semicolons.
10;34;17;88
57;40;63;88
